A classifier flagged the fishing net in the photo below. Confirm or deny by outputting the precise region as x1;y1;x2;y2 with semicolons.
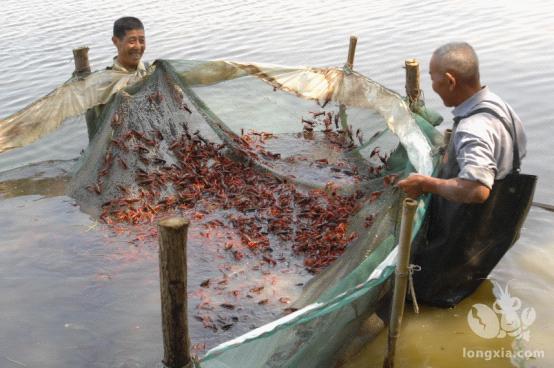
0;59;442;367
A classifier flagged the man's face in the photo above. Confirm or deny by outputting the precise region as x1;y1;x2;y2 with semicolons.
429;55;455;107
112;28;145;70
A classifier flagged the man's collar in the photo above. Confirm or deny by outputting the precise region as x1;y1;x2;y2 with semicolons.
112;57;146;74
452;86;489;117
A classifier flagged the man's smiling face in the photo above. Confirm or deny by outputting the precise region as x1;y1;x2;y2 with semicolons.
112;28;145;70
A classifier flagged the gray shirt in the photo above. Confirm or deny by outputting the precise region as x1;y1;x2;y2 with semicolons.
451;86;527;189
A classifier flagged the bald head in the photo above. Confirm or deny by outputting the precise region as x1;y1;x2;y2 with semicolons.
432;42;480;87
428;42;482;107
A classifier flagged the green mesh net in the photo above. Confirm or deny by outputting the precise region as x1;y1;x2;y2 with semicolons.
0;59;442;367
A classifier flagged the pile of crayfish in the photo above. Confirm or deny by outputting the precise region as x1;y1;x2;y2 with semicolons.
77;88;401;343
96;119;364;273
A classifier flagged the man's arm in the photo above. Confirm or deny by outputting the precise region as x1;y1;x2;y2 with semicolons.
397;174;490;203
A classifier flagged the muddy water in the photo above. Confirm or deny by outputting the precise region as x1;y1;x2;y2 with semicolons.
1;0;553;367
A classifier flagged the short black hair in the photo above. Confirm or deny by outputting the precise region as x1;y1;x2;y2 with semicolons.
113;17;144;39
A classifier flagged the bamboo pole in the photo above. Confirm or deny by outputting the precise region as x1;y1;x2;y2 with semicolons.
158;217;192;368
444;128;453;145
532;201;554;212
340;36;358;141
383;198;418;368
405;59;420;110
346;36;358;70
72;47;91;77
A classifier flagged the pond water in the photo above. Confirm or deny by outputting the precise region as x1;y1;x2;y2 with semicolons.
1;0;553;367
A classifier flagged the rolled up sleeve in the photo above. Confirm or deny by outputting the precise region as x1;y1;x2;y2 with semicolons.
454;130;496;189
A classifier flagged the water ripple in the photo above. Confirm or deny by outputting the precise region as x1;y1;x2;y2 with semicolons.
0;3;553;365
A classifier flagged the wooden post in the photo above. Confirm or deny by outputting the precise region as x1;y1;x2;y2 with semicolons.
158;217;192;368
383;198;418;368
444;128;453;145
405;59;420;110
72;47;91;77
532;201;554;212
346;36;358;70
340;35;358;142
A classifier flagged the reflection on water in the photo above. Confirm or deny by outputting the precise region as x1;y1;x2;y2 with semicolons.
0;194;164;368
348;282;516;368
0;160;75;198
0;187;308;367
1;0;553;367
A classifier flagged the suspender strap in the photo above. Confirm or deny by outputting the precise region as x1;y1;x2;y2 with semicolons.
454;105;520;174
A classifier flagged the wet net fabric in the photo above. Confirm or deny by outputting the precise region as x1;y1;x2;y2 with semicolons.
0;59;441;367
0;69;149;153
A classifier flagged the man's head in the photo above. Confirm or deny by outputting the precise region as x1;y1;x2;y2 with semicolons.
429;42;481;107
112;17;145;71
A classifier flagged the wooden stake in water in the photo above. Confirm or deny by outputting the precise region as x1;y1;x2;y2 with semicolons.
346;36;358;70
72;47;91;77
158;217;192;368
383;198;418;368
444;128;453;146
405;59;420;111
340;35;358;140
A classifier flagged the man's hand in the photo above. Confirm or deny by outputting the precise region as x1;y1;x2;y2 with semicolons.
397;174;491;203
396;174;430;199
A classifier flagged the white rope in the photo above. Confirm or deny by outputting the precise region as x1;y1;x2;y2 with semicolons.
408;264;421;314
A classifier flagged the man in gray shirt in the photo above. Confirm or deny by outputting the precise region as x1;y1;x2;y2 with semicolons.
398;42;526;201
397;42;531;306
86;17;148;140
